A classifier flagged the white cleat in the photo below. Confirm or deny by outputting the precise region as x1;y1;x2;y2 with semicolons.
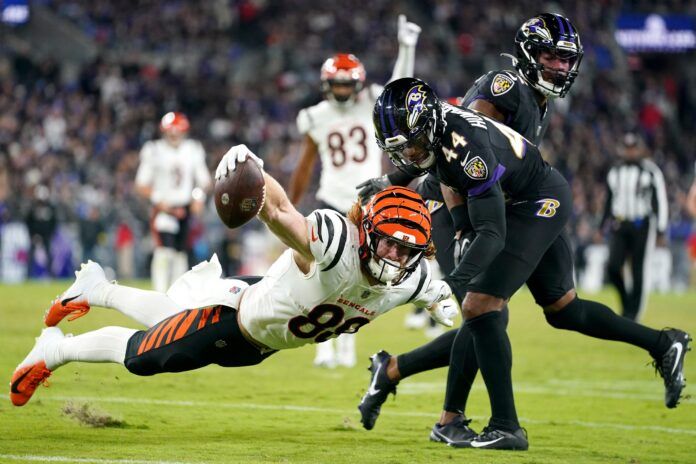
45;260;107;326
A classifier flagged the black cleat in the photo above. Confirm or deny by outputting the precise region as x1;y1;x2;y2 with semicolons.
358;350;397;430
456;426;529;450
429;416;477;446
653;328;691;408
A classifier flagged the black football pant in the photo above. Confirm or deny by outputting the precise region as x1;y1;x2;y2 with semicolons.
607;220;653;321
124;305;275;376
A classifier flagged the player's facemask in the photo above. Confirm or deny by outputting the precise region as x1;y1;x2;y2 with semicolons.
359;187;432;285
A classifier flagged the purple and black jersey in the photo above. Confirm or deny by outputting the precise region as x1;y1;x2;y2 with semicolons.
460;69;552;145
416;69;551;203
431;103;550;200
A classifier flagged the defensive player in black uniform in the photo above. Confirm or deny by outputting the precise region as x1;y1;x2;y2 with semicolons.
369;77;691;450
358;13;577;439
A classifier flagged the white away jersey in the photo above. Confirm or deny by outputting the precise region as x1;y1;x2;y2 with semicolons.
135;138;211;207
297;84;384;213
239;209;439;350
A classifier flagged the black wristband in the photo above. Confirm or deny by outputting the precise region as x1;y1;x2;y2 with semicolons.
450;204;473;233
386;170;416;187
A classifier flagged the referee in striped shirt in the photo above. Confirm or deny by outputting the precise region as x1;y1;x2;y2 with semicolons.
601;132;669;321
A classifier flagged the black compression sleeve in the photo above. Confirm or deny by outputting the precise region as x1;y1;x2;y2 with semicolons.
449;204;473;233
444;183;506;301
386;170;417;187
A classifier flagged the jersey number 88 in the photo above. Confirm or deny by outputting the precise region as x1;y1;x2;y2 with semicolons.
288;304;370;343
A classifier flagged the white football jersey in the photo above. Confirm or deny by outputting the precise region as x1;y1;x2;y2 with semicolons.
297;84;384;213
239;209;439;350
135;139;211;207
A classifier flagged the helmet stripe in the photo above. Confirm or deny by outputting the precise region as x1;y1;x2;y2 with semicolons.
554;14;566;36
379;93;390;138
386;91;398;137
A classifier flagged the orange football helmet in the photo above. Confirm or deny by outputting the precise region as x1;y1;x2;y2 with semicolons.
160;112;190;134
359;186;432;284
320;53;366;105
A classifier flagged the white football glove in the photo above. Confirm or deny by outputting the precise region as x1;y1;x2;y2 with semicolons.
215;144;264;180
397;14;421;47
427;298;458;327
423;279;453;304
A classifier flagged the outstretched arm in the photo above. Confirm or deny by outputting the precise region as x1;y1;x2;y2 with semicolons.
388;14;421;83
258;172;313;264
215;145;314;270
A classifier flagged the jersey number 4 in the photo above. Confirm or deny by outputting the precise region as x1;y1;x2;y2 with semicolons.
288;304;370;343
327;126;368;167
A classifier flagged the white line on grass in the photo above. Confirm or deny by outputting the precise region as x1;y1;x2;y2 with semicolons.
0;455;198;464
12;394;695;436
399;381;696;403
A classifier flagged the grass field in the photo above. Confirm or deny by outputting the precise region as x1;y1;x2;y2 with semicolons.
0;281;695;464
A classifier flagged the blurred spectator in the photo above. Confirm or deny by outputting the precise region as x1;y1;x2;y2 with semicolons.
0;0;690;292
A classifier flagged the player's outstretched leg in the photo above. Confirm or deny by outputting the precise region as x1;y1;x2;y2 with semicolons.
358;350;398;430
45;260;108;326
652;328;691;408
46;260;185;328
10;327;63;406
545;296;691;408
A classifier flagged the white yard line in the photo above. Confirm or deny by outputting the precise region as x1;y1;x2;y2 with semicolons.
400;381;696;403
7;394;694;436
0;455;198;464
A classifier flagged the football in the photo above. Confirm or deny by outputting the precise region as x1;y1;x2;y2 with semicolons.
214;160;266;228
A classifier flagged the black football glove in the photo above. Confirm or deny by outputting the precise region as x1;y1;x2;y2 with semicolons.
356;175;391;205
453;231;475;267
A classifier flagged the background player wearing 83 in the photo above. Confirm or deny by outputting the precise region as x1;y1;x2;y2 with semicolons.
135;112;211;293
289;14;421;368
10;145;458;408
372;78;690;450
358;12;582;436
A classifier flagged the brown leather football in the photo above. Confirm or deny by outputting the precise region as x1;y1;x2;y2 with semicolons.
214;160;266;228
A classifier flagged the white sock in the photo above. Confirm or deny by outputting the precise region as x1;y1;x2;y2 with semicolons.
152;247;175;292
45;326;137;370
336;333;356;358
172;251;189;284
92;282;184;327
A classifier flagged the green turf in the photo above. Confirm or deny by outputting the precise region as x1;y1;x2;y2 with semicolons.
0;282;695;463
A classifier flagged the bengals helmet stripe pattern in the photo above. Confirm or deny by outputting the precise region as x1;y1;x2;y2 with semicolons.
136;306;223;355
366;186;432;248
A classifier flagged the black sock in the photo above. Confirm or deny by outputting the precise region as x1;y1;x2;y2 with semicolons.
397;329;457;378
442;304;510;414
545;298;667;357
466;310;518;431
442;322;477;414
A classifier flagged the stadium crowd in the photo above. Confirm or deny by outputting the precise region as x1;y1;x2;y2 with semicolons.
0;0;694;289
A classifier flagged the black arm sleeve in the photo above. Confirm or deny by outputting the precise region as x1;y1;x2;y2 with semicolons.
449;203;473;233
444;183;507;301
386;170;417;187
